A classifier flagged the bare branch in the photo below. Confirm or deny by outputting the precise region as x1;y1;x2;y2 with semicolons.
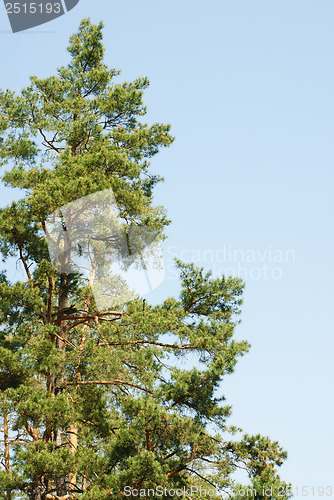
18;244;32;281
38;127;60;154
53;331;76;349
97;339;193;350
185;468;217;489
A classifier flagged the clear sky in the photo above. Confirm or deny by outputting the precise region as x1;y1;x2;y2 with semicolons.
1;1;334;496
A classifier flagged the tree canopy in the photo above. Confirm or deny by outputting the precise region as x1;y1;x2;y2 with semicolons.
0;19;291;500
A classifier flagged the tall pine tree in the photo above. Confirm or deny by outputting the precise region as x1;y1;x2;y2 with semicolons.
0;19;291;500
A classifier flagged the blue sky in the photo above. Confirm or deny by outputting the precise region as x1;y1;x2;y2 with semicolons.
1;0;334;496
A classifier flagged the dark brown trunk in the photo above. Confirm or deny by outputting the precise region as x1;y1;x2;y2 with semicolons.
54;273;69;497
3;396;12;500
30;477;46;500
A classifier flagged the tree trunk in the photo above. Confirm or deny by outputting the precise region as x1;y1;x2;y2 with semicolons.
54;273;69;497
31;477;46;500
3;396;12;500
68;424;78;494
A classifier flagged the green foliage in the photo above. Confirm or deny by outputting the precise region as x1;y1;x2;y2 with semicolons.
0;19;291;500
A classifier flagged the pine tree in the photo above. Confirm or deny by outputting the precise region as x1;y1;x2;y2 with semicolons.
0;19;292;500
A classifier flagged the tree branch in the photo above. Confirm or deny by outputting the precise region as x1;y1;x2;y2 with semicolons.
38;127;60;153
18;244;32;281
167;448;196;478
97;339;193;350
66;379;153;394
185;468;217;489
